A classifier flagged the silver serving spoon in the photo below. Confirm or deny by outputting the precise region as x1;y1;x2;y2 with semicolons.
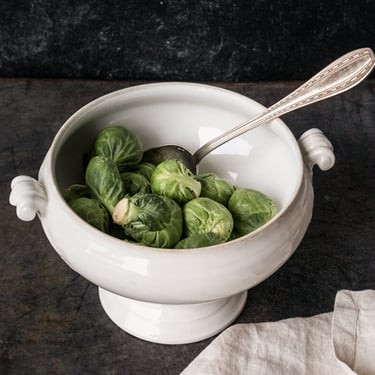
143;48;375;173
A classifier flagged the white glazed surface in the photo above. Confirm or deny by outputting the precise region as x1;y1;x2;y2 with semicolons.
10;82;335;343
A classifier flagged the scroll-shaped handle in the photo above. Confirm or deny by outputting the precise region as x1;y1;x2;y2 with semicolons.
9;176;47;221
194;48;375;164
298;128;335;171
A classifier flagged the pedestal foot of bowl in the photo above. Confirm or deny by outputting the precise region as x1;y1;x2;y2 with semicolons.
98;288;247;344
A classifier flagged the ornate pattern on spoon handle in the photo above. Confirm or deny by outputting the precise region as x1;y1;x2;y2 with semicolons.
194;48;375;164
265;48;374;117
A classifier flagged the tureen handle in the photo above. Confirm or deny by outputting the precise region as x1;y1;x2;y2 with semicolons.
298;128;335;171
9;175;47;221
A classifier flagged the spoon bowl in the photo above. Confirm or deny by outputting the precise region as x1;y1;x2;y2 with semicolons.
142;145;196;172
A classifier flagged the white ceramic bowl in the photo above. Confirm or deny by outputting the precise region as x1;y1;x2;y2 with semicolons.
9;82;335;344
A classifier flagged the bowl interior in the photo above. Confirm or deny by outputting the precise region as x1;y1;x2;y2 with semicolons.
52;83;303;214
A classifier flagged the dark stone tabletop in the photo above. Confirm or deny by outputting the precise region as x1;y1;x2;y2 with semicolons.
1;78;375;374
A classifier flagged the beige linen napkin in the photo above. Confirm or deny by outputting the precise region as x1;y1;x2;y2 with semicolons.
181;290;375;375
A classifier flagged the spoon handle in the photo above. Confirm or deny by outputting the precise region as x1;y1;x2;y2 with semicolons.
194;47;375;164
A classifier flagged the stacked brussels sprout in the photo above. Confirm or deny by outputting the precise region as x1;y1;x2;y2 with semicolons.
64;126;278;249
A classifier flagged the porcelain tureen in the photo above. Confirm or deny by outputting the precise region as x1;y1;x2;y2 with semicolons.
9;83;335;344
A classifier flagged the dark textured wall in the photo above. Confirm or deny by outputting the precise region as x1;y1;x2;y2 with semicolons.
1;0;375;81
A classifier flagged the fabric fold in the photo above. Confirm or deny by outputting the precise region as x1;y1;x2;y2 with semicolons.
181;290;375;375
333;290;375;375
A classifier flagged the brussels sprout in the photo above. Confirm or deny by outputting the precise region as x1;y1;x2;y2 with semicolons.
94;126;143;171
151;159;201;204
228;189;277;235
183;197;233;242
112;193;183;248
63;184;91;205
134;162;156;181
174;232;222;249
85;155;125;214
195;173;235;206
120;172;152;195
83;147;96;170
69;197;109;232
